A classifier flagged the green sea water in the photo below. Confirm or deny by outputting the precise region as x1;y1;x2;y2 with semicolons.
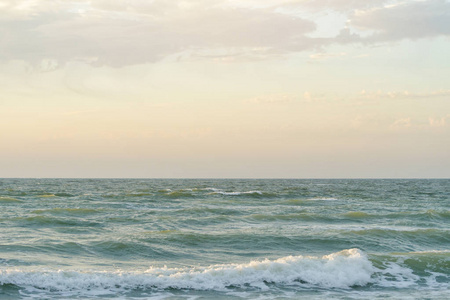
0;179;449;299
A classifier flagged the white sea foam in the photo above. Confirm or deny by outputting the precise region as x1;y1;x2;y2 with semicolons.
201;188;222;192
372;260;449;290
376;262;420;288
0;249;373;295
209;190;264;196
307;197;339;201
200;188;264;196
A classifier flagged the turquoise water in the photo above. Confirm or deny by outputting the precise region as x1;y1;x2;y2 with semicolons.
0;179;449;299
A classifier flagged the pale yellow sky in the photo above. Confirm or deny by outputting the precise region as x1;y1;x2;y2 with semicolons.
1;0;449;177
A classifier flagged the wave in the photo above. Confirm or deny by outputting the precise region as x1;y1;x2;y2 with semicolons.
342;211;371;218
174;207;242;216
124;193;154;197
54;193;76;197
165;191;196;198
200;188;222;192
0;249;373;295
306;197;339;201
1;249;448;298
1;248;446;298
340;210;450;220
248;212;321;222
31;208;101;215
153;188;276;199
348;228;449;235
12;216;103;227
265;208;450;222
208;190;276;198
37;194;56;198
210;190;262;196
0;196;22;203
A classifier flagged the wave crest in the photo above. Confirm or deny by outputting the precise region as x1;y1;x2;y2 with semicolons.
0;249;373;295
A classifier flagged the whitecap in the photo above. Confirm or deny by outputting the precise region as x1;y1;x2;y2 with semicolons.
210;191;264;196
0;249;374;296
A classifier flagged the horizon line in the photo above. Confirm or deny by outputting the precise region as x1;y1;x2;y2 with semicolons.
1;177;449;180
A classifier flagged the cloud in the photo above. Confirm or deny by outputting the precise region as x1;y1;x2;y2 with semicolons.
390;117;412;129
429;115;449;127
358;89;450;100
293;0;389;12
349;0;450;42
1;0;449;67
309;52;346;61
245;94;296;104
245;91;327;104
0;0;318;67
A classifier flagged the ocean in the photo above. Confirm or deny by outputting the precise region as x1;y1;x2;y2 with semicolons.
0;179;448;299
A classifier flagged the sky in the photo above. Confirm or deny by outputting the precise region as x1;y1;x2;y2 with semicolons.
0;0;449;178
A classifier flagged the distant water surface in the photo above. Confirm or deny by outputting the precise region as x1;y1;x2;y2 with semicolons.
0;179;449;299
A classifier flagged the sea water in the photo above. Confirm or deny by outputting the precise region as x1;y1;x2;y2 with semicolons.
0;179;448;299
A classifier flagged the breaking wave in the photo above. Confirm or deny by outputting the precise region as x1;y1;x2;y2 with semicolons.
1;249;372;295
2;248;446;298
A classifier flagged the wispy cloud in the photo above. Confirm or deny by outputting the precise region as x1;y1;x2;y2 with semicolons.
390;117;412;129
349;0;450;42
245;94;296;104
359;89;450;100
1;0;449;67
309;52;346;62
429;115;450;127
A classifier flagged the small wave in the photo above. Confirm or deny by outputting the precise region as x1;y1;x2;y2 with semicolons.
283;199;307;205
344;228;450;248
307;197;339;201
13;216;102;227
0;196;22;203
401;250;450;254
208;190;271;197
380;210;450;220
349;228;448;235
424;209;450;219
338;210;450;221
200;188;221;192
54;193;75;197
248;212;317;222
0;249;373;295
125;193;154;197
165;191;195;198
31;208;101;215
174;207;241;216
103;193;154;199
142;230;179;235
342;211;371;218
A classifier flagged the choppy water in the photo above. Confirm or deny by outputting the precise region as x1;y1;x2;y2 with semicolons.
0;179;449;299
